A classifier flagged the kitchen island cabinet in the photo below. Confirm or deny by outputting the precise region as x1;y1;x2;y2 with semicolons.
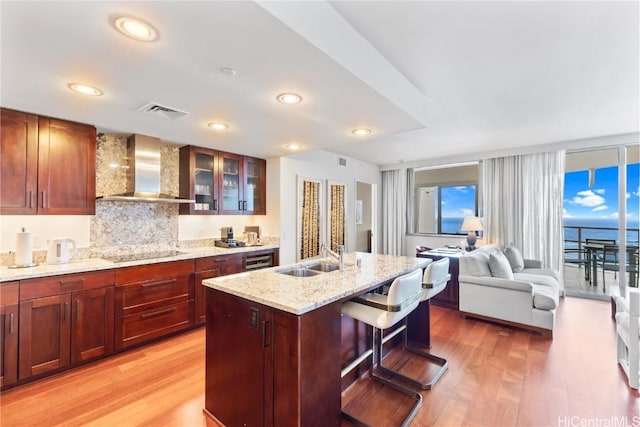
203;253;429;426
0;108;96;215
18;270;115;380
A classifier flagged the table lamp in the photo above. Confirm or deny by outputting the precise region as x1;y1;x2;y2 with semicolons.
460;217;483;251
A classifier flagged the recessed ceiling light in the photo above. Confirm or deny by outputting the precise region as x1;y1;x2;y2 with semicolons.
208;122;229;131
114;16;158;42
285;143;302;151
67;83;103;96
220;67;237;76
351;128;372;136
277;93;302;104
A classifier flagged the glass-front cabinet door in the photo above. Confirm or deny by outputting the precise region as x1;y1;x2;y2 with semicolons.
179;146;218;215
219;152;243;215
244;157;266;215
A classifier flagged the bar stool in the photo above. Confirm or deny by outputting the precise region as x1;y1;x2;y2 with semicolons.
341;268;424;426
404;258;450;389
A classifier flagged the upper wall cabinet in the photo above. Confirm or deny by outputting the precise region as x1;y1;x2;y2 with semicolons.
179;145;219;215
179;146;266;216
0;108;96;215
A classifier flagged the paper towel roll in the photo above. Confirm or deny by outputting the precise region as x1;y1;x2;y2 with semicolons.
15;227;33;266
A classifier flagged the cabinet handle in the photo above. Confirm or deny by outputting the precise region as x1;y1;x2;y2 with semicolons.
63;302;68;321
29;190;34;208
41;191;46;208
243;201;247;211
213;199;218;210
141;278;176;289
238;201;242;210
262;320;271;348
9;313;14;334
140;307;176;319
60;278;84;286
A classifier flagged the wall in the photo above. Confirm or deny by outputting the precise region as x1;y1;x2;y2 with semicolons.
277;151;381;265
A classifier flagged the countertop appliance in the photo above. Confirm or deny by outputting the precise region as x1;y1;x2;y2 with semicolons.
214;226;245;248
46;238;76;264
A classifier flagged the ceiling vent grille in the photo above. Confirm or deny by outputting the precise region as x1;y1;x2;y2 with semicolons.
338;157;347;167
138;102;189;120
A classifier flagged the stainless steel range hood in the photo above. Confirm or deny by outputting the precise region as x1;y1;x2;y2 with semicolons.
97;134;194;203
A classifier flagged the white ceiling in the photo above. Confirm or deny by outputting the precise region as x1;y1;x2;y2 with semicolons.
1;1;638;166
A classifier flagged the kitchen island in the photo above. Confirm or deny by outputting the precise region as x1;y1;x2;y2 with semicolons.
202;252;430;427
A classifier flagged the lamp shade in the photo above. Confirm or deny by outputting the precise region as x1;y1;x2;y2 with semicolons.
460;217;483;232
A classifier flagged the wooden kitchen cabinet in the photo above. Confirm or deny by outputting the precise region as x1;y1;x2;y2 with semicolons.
114;260;194;349
194;254;245;325
179;145;219;215
0;109;38;214
1;282;19;387
205;289;341;426
417;251;460;310
219;153;267;215
18;270;115;381
0;108;96;215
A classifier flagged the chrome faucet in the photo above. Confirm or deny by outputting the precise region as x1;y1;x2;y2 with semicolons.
321;243;345;271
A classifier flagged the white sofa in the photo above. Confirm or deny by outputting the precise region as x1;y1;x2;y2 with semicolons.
458;245;561;337
615;289;639;389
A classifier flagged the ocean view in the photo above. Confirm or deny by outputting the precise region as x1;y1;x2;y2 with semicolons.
564;217;640;249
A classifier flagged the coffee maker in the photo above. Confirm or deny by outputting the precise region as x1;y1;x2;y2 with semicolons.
215;227;245;248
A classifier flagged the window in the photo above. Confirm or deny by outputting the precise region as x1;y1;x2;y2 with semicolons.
409;163;479;235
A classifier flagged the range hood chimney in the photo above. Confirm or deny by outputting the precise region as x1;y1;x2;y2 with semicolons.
97;134;194;203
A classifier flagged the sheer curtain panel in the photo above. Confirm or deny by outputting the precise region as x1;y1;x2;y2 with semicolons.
382;169;406;255
482;151;565;291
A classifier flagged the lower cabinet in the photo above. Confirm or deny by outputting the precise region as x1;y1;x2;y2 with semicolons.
194;254;244;325
114;260;194;349
205;288;341;426
1;282;19;387
18;270;115;380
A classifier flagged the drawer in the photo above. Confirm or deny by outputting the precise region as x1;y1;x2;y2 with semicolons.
115;260;194;285
20;270;115;300
115;301;192;349
116;275;190;317
1;281;19;305
195;254;244;272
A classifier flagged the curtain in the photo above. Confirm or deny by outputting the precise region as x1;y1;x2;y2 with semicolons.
301;180;320;259
382;169;406;255
482;151;566;291
329;184;345;252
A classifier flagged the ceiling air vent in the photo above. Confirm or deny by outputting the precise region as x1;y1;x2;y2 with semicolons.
338;157;347;167
138;102;189;120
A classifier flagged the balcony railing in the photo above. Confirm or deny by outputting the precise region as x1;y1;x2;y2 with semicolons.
564;225;640;264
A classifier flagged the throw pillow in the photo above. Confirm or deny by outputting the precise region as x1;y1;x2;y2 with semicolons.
504;246;525;273
488;251;514;280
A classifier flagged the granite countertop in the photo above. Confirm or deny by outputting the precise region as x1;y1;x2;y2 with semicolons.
0;244;280;282
203;252;430;315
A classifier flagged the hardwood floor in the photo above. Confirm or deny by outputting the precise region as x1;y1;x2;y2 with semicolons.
1;296;638;426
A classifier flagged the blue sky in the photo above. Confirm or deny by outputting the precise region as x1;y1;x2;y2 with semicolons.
441;186;476;218
564;163;640;222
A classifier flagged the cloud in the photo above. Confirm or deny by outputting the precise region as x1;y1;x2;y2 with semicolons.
611;212;618;218
571;190;605;208
626;192;631;199
634;186;640;197
453;186;469;193
563;208;573;218
592;205;608;212
448;208;475;218
594;189;606;195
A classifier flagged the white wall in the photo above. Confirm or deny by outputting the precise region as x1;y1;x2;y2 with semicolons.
277;150;381;265
1;216;91;252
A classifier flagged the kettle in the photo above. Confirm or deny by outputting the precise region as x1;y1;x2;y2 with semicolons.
47;238;76;264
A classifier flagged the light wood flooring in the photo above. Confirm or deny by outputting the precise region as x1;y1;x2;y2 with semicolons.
1;296;638;427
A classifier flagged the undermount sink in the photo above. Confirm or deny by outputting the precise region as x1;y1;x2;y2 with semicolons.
306;262;340;273
278;268;322;277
